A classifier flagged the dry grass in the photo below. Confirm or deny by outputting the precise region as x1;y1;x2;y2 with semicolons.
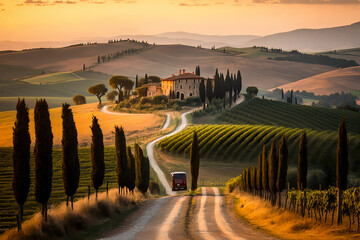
230;190;360;240
1;188;146;240
0;102;164;147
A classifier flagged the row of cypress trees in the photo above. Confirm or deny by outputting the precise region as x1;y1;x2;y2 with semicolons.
12;99;150;231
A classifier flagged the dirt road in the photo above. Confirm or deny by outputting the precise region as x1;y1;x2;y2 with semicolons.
102;187;275;240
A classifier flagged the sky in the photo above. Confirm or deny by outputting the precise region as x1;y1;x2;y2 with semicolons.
0;0;359;41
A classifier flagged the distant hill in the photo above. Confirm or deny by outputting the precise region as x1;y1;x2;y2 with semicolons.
318;48;360;65
270;66;360;95
247;22;360;52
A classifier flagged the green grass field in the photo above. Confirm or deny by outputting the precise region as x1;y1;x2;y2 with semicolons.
22;72;85;85
0;145;159;234
216;98;360;134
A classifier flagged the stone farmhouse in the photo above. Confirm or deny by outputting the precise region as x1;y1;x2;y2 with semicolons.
160;69;206;100
145;82;162;97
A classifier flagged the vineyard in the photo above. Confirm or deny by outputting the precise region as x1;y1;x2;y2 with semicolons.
215;98;360;134
158;124;360;174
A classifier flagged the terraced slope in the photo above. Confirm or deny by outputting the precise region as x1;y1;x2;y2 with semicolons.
216;98;360;134
158;124;360;175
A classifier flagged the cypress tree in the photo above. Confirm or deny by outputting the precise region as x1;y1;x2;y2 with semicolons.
61;103;79;210
277;135;288;206
115;126;128;193
261;144;269;197
290;89;294;104
135;143;148;194
268;139;278;205
237;70;242;95
90;116;105;201
206;79;213;104
281;88;284;100
251;167;257;193
247;167;251;191
144;156;150;193
199;79;206;110
229;79;233;107
12;99;31;230
256;153;262;193
336;119;348;225
190;131;200;191
198;66;200;76
144;73;148;84
135;74;138;88
34;99;53;221
214;69;220;99
233;76;237;103
126;146;136;192
297;133;307;190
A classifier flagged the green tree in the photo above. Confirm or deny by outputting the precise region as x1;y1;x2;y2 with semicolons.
136;86;148;98
336;119;349;225
72;94;86;105
106;91;118;102
135;74;138;88
138;75;160;87
88;84;108;104
214;69;220;99
277;135;288;206
135;143;148;194
256;153;262;194
90;116;105;201
206;79;213;104
261;144;269;197
126;146;136;192
115;126;128;193
109;76;134;103
190;131;200;191
61;103;80;210
12;99;31;230
199;79;206;110
297;133;307;190
34;99;53;221
236;70;242;95
268;139;278;205
246;86;259;98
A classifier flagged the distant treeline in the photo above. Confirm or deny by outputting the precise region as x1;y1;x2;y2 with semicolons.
96;44;149;64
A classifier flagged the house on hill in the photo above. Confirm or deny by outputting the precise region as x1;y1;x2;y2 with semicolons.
161;69;205;100
145;82;162;97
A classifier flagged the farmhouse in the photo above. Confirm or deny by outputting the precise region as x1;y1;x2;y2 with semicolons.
161;69;205;100
145;82;162;97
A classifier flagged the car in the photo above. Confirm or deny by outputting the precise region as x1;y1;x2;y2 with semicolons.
171;172;187;191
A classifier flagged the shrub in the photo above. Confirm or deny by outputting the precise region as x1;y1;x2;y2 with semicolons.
72;95;86;105
153;95;168;105
148;180;160;195
185;96;201;106
140;97;152;105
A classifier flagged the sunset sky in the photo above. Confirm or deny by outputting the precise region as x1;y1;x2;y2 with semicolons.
0;0;359;41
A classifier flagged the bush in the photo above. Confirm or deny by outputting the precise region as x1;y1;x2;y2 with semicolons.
185;96;201;106
148;180;160;195
153;95;168;105
72;95;86;105
140;97;152;105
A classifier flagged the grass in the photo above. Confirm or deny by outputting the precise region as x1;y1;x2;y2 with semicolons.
228;191;360;239
22;72;85;85
0;145;159;234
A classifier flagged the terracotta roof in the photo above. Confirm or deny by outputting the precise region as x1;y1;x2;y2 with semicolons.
161;72;205;81
144;82;161;86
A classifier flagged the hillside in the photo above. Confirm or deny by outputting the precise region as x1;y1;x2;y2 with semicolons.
94;45;335;89
247;21;360;52
214;98;360;134
319;48;360;65
0;41;148;72
270;66;360;95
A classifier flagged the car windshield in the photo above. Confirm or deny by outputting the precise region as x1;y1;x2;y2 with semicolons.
173;174;186;179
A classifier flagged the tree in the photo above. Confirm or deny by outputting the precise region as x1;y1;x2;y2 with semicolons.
261;144;269;196
109;76;134;103
214;69;220;99
290;89;294;104
190;131;200;191
144;74;148;84
233;76;237;103
34;99;53;221
246;86;258;98
237;70;242;95
12;99;31;230
61;103;79;210
195;65;200;76
336;119;349;225
83;64;86;71
138;75;160;87
206;79;213;104
88;84;108;104
297;133;307;190
135;143;149;194
135;74;139;88
277;135;288;206
281;88;284;100
90;116;105;201
126;146;136;192
268;138;278;205
199;79;206;110
136;86;148;98
115;126;128;193
229;77;233;107
72;94;86;105
256;153;262;194
106;91;118;102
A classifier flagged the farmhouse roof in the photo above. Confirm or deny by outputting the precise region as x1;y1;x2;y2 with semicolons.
161;71;205;81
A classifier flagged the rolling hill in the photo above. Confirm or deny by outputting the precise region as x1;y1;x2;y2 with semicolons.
94;44;335;89
270;66;360;95
248;21;360;52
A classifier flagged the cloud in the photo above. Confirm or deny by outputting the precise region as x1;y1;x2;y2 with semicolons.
52;0;77;3
253;0;360;4
114;0;137;3
24;0;49;5
179;2;210;6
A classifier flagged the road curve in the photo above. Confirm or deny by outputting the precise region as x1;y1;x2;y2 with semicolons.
101;105;148;116
161;113;171;130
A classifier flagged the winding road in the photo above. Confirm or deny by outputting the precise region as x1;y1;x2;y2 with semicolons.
101;95;276;240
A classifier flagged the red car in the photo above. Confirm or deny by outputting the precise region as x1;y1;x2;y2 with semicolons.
171;172;187;191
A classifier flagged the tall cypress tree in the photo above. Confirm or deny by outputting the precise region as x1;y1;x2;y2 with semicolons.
126;146;136;192
143;156;150;193
61;103;79;210
115;126;128;193
135;75;138;88
144;73;148;84
336;119;348;225
233;75;237;103
190;131;200;191
277;135;288;206
34;99;53;221
237;70;242;95
90;116;105;200
135;143;149;194
256;153;262;193
268;139;278;205
261;144;269;196
199;79;206;110
12;99;31;230
281;88;284;100
297;133;307;190
206;78;213;104
229;78;233;107
214;69;220;99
